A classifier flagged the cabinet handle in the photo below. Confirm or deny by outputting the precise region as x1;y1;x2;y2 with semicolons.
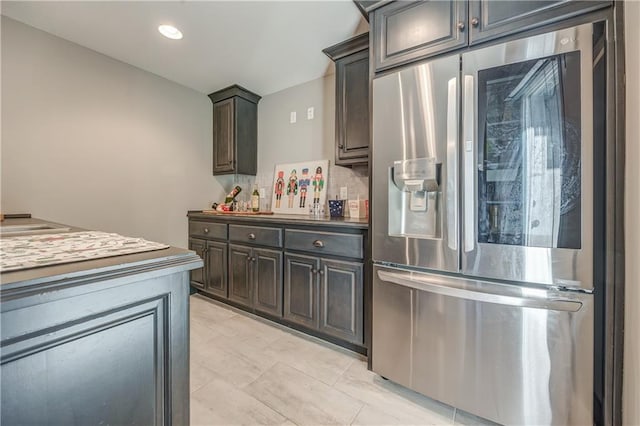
457;21;465;31
203;228;209;234
471;17;479;27
313;240;324;248
248;233;256;240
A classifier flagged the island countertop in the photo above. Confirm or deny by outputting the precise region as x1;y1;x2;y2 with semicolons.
0;217;202;290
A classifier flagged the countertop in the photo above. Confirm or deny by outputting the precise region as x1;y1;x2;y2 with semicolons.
187;211;369;230
0;217;201;290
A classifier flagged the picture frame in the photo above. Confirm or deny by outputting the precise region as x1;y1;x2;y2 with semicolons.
272;160;329;215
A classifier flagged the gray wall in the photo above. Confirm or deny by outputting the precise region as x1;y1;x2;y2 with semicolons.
624;2;640;424
252;73;368;210
1;17;225;248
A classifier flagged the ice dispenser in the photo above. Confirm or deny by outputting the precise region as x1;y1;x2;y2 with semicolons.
388;157;441;239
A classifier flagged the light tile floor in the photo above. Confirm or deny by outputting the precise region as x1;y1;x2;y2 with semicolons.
189;294;496;426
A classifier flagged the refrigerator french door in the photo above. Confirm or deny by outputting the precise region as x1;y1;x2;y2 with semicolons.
461;23;593;290
372;21;604;426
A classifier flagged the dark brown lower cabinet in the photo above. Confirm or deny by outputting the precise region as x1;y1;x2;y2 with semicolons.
284;253;319;329
188;214;368;353
205;240;228;298
319;259;363;344
253;248;283;317
284;253;364;345
229;244;283;316
190;238;228;298
229;244;252;307
189;239;206;290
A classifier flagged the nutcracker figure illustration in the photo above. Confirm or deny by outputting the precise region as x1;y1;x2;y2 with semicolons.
299;168;310;208
274;171;285;208
286;169;298;209
311;166;324;210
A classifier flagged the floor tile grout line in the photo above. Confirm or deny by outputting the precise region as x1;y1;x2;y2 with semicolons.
247;360;366;425
348;401;366;425
330;356;358;387
238;361;314;424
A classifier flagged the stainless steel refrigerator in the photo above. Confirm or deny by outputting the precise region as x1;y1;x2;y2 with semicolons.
372;21;607;426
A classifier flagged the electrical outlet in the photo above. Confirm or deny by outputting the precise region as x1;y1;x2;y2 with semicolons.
290;111;297;123
340;187;348;200
307;107;314;120
259;188;266;198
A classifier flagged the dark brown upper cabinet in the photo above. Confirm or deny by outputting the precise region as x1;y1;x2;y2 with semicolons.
323;33;370;166
372;1;467;72
469;0;611;45
208;85;261;176
371;0;611;73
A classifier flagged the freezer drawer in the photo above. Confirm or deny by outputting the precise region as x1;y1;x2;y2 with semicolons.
372;265;593;426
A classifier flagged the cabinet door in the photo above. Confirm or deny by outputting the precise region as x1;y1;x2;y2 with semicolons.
189;238;206;289
212;98;235;174
318;259;364;344
373;0;467;72
205;241;228;299
228;244;252;308
336;49;370;165
253;248;283;317
469;0;611;45
284;253;319;329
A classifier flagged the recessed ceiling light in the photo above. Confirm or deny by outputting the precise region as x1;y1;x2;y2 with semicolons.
158;24;183;40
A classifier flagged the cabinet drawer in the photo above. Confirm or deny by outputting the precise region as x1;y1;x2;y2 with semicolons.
189;221;227;240
285;230;363;259
229;225;283;248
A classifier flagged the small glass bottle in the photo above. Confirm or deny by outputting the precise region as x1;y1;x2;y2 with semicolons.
251;185;260;212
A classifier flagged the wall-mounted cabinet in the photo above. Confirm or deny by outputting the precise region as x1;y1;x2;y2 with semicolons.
323;33;370;166
208;85;261;175
371;0;611;72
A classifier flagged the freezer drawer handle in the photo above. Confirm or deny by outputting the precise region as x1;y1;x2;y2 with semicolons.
377;270;583;312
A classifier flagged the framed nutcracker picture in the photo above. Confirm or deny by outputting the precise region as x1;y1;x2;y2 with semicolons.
271;159;329;215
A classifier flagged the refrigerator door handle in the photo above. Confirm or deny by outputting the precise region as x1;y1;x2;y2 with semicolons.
377;270;583;312
446;77;458;251
463;75;475;253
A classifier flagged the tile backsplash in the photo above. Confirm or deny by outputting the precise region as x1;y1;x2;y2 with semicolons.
215;164;369;216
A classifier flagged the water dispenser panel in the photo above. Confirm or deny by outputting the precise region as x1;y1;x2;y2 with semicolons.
392;158;439;192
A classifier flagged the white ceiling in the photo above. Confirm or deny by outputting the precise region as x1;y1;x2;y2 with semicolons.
1;1;367;96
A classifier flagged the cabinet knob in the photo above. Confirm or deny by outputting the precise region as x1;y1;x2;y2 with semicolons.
311;268;318;274
248;257;255;262
313;240;324;248
471;17;479;27
248;233;256;240
203;228;209;233
338;144;345;149
318;269;324;276
457;21;465;31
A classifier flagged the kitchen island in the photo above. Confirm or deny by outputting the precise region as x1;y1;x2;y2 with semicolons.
0;217;202;425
